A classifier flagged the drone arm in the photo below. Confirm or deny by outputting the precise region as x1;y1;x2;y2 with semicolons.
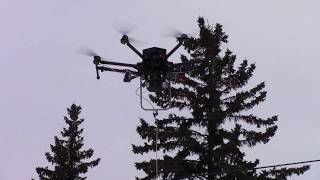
95;65;100;79
120;35;144;59
172;58;205;67
97;66;139;82
172;58;208;73
166;42;182;59
99;59;137;69
126;42;144;59
97;66;139;75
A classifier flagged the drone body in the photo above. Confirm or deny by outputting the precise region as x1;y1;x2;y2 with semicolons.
89;34;206;92
139;47;171;92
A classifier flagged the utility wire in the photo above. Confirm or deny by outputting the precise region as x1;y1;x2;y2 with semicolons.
205;159;320;177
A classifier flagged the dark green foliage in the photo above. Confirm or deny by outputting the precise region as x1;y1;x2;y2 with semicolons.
132;17;309;179
36;104;100;180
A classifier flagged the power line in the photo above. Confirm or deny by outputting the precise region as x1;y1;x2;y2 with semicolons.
207;158;320;176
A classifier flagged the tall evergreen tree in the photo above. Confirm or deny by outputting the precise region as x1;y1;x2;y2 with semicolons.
132;17;309;179
36;104;100;180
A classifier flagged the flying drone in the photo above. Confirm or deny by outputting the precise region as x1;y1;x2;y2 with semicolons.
83;32;208;110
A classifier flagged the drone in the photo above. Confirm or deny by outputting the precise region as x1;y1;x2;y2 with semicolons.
85;33;209;95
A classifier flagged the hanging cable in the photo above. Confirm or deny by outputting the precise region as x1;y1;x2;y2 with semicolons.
135;87;160;179
153;111;159;179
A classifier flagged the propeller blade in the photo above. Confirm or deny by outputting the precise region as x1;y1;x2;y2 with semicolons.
162;28;194;39
162;28;183;38
128;36;144;45
113;22;137;36
114;22;145;46
76;47;98;57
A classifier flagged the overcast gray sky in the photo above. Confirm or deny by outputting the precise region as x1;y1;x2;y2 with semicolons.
1;0;320;179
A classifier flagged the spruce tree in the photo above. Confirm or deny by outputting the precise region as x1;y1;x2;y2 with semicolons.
132;17;309;179
36;104;100;180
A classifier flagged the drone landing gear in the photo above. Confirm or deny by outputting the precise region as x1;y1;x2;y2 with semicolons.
139;78;172;111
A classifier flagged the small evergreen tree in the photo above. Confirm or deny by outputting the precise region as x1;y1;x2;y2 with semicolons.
36;104;100;180
132;17;309;179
